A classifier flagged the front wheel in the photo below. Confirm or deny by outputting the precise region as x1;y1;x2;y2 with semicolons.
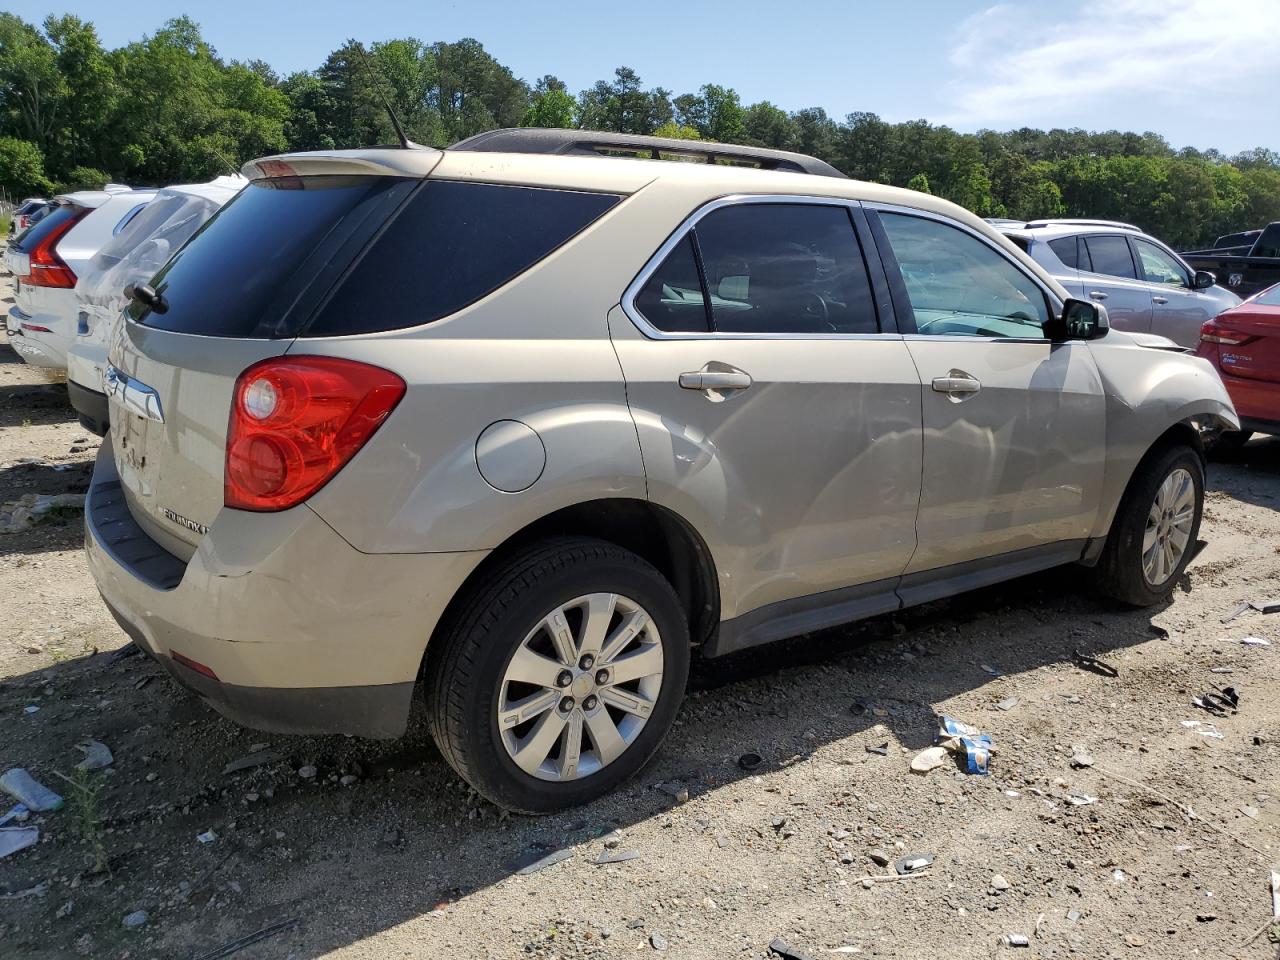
426;537;689;813
1095;444;1204;606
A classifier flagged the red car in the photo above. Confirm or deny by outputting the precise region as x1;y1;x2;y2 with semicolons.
1198;282;1280;446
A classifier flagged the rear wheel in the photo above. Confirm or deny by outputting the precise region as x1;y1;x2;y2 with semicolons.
1095;444;1203;606
426;537;689;813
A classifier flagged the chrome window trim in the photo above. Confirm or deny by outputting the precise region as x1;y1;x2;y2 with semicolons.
619;193;898;341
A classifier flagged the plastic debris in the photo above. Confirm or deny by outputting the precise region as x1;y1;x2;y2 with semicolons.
122;910;148;929
510;847;572;875
1270;866;1280;918
1241;637;1270;647
0;769;64;811
23;705;39;715
1192;687;1239;716
1003;933;1030;948
0;804;29;827
1066;793;1097;806
996;697;1019;711
1210;666;1235;674
0;880;48;900
980;663;1002;677
595;848;641;865
910;746;949;773
865;742;889;756
1072;649;1119;677
189;917;300;960
196;829;216;844
937;717;992;775
769;937;817;960
894;852;935;875
737;752;763;771
222;750;283;776
1180;720;1226;740
1223;601;1252;624
74;740;113;772
0;826;39;859
1254;599;1280;614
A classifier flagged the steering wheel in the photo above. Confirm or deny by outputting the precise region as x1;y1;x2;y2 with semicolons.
801;293;831;330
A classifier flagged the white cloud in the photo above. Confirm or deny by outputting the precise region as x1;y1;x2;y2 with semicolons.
940;0;1280;133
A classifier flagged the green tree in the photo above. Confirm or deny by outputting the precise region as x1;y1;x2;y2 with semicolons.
0;13;65;153
673;84;743;142
522;79;574;128
906;172;931;194
577;67;672;135
0;135;51;195
741;101;793;149
652;121;699;140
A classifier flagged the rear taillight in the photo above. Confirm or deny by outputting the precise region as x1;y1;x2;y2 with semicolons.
225;356;405;511
1200;319;1258;346
21;209;85;288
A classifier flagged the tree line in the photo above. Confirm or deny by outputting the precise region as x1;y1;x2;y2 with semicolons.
2;13;1278;248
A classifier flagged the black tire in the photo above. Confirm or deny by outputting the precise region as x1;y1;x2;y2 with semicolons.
1094;444;1204;606
1206;430;1252;459
426;537;690;813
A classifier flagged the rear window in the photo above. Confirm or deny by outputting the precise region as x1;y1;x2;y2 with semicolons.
137;176;415;338
307;181;620;336
14;203;83;252
136;177;620;338
1251;284;1280;307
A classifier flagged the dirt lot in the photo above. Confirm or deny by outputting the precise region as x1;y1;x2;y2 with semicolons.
1;295;1278;960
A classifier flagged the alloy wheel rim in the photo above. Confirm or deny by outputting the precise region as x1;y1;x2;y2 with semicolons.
1142;467;1195;586
498;593;664;782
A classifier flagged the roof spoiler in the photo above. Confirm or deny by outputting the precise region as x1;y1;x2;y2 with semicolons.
448;128;847;179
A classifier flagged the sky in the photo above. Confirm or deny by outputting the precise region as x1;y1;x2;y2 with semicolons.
11;0;1279;155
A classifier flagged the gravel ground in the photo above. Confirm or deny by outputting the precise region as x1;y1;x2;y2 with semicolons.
1;290;1278;960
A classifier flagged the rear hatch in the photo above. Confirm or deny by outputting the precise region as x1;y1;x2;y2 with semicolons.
1210;291;1280;384
107;160;433;559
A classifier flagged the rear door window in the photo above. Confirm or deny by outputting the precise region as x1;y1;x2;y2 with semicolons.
634;236;710;332
1083;235;1137;279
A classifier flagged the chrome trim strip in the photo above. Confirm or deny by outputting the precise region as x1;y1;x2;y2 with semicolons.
103;364;164;423
619;193;900;342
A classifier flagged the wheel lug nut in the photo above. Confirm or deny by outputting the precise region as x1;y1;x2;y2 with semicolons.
583;695;598;711
595;669;609;685
579;654;595;670
556;670;573;688
559;696;575;713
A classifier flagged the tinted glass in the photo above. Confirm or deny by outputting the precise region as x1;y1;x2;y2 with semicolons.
1251;284;1280;307
879;212;1050;338
1133;239;1188;286
1083;235;1136;279
1048;236;1080;269
692;204;876;334
1255;223;1280;259
14;203;82;252
140;176;414;337
634;235;709;332
310;181;619;336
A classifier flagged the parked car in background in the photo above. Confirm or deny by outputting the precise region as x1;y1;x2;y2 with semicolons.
996;219;1241;349
1197;282;1280;448
1183;222;1280;300
4;186;154;370
86;130;1238;812
68;176;245;434
8;198;47;237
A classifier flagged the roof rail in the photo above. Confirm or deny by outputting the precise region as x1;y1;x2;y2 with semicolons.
448;128;847;179
1024;218;1141;232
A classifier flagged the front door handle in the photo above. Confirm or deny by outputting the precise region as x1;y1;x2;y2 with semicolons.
1152;295;1169;304
679;370;752;391
931;374;982;395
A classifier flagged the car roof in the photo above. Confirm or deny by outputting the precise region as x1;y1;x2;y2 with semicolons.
998;222;1144;241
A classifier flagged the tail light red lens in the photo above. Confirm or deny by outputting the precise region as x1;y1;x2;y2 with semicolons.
1200;319;1257;346
225;357;406;511
22;209;86;289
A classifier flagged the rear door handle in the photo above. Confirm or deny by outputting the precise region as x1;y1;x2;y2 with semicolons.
1152;296;1169;304
1088;291;1109;301
931;374;982;395
679;370;752;391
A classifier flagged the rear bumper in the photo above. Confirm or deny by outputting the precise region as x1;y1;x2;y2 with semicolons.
85;443;488;738
67;379;109;436
1219;370;1280;434
6;304;70;369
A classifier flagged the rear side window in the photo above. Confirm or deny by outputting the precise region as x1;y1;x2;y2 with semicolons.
1047;236;1080;269
632;202;878;335
139;176;415;337
1083;235;1136;279
1256;224;1280;259
307;182;620;336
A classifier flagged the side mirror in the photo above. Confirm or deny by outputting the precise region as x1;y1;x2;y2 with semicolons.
1044;298;1109;341
1193;270;1216;290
